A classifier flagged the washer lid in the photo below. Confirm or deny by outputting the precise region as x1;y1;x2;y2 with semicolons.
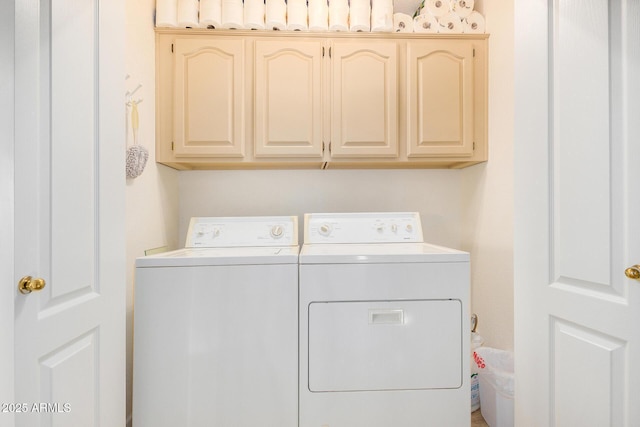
136;246;300;268
299;242;469;264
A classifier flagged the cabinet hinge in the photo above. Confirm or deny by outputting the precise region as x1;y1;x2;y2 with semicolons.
171;141;174;150
473;142;475;150
329;142;332;154
171;43;174;53
329;47;332;58
322;46;325;57
473;48;475;57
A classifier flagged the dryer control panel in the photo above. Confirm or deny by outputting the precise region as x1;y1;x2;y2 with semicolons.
304;212;424;244
186;216;298;248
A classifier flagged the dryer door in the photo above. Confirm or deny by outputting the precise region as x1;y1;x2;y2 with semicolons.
308;299;462;392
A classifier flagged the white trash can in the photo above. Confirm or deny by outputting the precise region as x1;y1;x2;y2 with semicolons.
473;347;514;427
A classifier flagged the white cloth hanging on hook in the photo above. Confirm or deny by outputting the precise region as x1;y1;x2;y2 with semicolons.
126;101;149;179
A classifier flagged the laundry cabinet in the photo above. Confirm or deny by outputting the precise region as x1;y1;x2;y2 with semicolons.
406;40;476;158
328;40;398;159
170;38;248;158
253;39;324;159
155;30;488;169
253;38;397;160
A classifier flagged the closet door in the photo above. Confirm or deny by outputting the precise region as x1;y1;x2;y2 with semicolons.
329;41;398;158
13;0;125;425
173;38;246;157
515;1;640;425
254;40;324;158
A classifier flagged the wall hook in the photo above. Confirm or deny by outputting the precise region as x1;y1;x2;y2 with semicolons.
125;81;143;106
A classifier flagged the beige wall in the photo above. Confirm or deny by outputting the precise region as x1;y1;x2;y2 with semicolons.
178;169;464;249
124;0;515;422
125;0;180;423
461;0;515;351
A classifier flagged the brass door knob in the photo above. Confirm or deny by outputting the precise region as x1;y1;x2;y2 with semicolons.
625;265;640;281
18;276;46;294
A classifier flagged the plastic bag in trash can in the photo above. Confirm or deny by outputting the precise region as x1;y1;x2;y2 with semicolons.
470;332;484;412
473;347;514;398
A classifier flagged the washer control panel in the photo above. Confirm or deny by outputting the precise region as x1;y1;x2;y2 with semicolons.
304;212;423;244
186;216;298;248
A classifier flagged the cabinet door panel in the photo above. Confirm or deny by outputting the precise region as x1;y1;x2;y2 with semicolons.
255;40;324;158
174;39;245;157
407;41;474;157
331;42;398;158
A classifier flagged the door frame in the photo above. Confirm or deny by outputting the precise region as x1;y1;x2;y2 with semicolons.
0;3;15;425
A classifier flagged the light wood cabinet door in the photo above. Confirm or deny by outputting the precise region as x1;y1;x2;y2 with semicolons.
406;40;475;157
173;38;246;157
330;41;398;158
254;40;324;158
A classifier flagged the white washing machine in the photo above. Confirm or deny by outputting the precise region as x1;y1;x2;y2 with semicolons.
133;216;299;427
299;212;470;427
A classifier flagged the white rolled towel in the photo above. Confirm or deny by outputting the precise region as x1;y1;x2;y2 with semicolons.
349;0;370;32
266;0;287;30
222;0;244;28
450;0;475;19
287;0;309;30
423;0;448;17
371;0;393;32
393;12;414;32
244;0;265;29
438;11;463;33
177;0;199;27
200;0;222;27
463;10;485;33
156;0;178;27
413;13;438;33
329;0;349;31
308;0;329;31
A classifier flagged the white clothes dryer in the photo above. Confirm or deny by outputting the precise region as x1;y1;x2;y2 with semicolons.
133;216;299;427
299;212;470;427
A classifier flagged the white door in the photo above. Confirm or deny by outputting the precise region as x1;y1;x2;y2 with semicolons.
12;0;125;425
514;1;640;426
1;3;17;426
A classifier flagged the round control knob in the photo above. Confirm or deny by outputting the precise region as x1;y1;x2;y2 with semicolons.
406;224;414;233
376;226;384;233
318;223;332;237
271;225;284;239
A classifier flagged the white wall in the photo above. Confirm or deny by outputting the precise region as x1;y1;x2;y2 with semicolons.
461;0;515;351
125;0;180;423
